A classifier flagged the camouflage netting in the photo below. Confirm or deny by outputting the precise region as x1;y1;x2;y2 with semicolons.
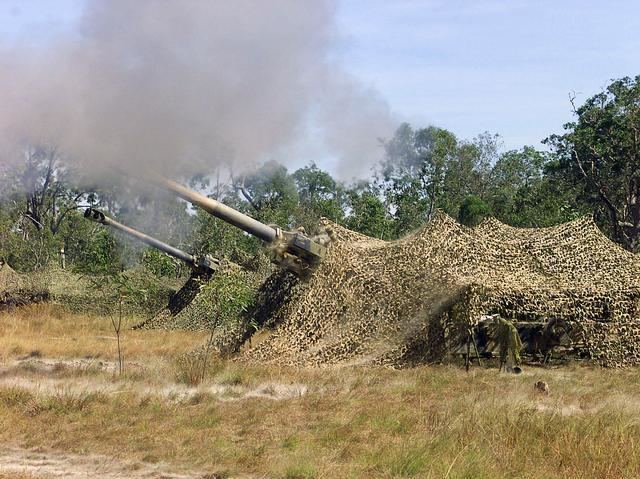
138;253;275;332
240;212;640;367
136;272;212;329
0;262;49;310
137;264;269;332
25;264;181;315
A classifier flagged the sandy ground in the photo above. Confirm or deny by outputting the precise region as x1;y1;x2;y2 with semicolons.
0;357;308;403
3;353;640;478
0;356;309;478
0;444;227;479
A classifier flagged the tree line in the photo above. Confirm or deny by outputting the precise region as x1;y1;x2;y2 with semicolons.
1;75;638;275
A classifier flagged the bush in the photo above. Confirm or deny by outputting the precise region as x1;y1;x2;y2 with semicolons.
458;195;491;227
142;248;178;278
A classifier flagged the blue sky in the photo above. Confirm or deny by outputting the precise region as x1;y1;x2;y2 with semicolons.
0;0;83;44
335;1;640;149
1;0;639;153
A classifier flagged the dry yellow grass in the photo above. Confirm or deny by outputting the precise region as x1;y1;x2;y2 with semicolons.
1;306;640;478
0;474;42;479
0;303;208;362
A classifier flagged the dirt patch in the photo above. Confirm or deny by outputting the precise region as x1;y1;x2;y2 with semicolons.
6;357;138;375
0;358;308;404
0;444;230;479
535;403;584;416
209;382;308;402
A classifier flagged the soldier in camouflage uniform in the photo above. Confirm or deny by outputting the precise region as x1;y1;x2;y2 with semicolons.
492;314;523;373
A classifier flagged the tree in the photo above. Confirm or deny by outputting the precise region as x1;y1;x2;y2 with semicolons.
488;147;545;217
141;248;179;278
439;132;497;216
379;124;452;236
59;210;121;274
0;148;96;270
186;172;264;266
344;182;391;239
292;162;345;231
485;147;584;227
458;195;491;227
378;123;497;236
232;160;299;228
546;76;640;250
5;147;89;236
90;271;149;375
190;206;261;266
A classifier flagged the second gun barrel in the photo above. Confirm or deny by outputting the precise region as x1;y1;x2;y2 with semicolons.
85;208;197;266
161;178;278;243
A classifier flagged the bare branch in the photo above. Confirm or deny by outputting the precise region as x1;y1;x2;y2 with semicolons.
231;173;260;211
23;213;44;230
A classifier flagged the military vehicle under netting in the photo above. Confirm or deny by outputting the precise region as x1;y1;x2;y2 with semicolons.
0;261;49;310
115;176;640;368
239;213;640;368
129;177;333;332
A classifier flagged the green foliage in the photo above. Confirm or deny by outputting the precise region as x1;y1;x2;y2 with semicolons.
546;75;640;250
438;132;497;216
189;269;256;384
2;147;85;236
199;269;255;326
292;162;345;229
487;147;586;227
487;147;544;222
142;248;178;278
378;124;445;235
0;226;57;272
458;195;491;227
190;208;261;265
379;124;497;237
4;75;640;275
73;227;121;274
89;270;149;308
89;270;152;375
238;160;300;228
344;184;392;239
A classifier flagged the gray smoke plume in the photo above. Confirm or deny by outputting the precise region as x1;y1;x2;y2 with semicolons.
0;0;396;181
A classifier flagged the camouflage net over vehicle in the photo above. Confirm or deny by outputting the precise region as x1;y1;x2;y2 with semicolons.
0;262;49;310
6;264;180;316
137;261;271;333
241;213;640;368
135;273;212;329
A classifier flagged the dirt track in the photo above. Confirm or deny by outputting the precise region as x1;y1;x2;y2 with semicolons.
0;357;308;403
0;357;307;478
0;444;227;479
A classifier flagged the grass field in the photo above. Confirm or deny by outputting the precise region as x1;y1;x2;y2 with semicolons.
1;304;639;478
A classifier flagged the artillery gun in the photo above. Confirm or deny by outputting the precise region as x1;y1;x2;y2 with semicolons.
159;178;328;276
83;208;220;274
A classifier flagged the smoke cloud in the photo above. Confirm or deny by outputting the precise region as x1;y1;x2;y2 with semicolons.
0;0;396;180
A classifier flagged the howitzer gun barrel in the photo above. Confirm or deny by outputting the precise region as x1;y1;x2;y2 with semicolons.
83;208;217;273
158;177;327;276
162;178;278;243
